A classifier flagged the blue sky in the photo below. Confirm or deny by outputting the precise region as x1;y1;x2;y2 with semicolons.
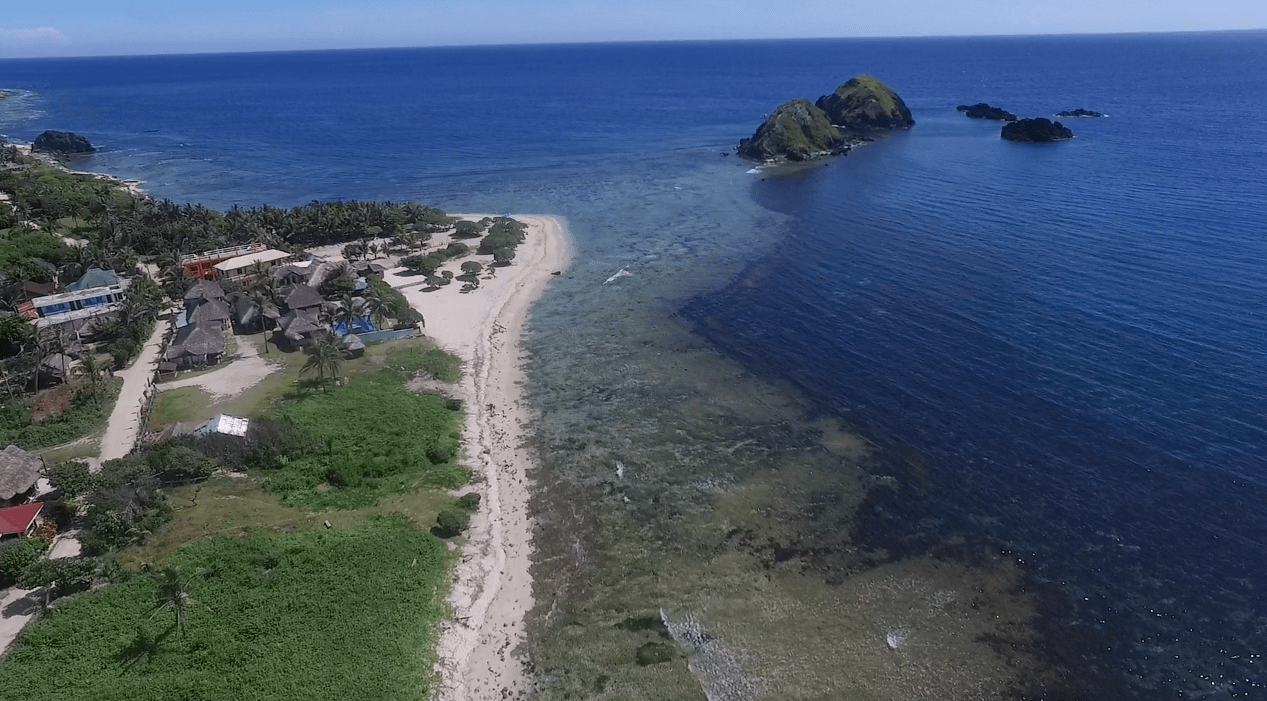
2;0;1265;58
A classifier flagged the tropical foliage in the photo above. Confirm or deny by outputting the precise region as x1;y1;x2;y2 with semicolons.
268;369;464;509
0;517;448;701
76;442;216;555
0;163;458;257
299;335;343;390
0;377;121;450
0;537;43;587
19;557;98;609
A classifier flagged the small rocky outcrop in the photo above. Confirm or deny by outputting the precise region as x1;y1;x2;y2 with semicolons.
737;98;846;162
1001;118;1073;142
738;74;913;162
957;103;1017;121
1056;108;1105;118
32;130;95;154
815;74;914;131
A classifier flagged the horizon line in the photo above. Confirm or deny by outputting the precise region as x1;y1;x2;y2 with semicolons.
1;27;1264;62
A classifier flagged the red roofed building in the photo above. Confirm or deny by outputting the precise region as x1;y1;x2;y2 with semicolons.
0;502;43;538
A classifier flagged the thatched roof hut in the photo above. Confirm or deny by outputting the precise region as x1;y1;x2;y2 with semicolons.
189;297;232;327
277;308;324;339
284;284;324;311
184;279;227;302
165;322;225;362
0;445;43;504
340;333;366;356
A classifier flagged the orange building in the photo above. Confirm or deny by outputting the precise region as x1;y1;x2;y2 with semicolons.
181;243;266;280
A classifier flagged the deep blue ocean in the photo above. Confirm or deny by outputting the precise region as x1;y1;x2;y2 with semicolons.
4;32;1267;698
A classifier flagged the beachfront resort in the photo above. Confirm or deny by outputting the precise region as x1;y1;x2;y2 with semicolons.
0;145;569;699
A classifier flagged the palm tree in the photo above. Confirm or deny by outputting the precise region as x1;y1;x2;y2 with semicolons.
246;288;276;354
150;567;194;636
250;273;279;303
300;335;343;392
362;288;389;331
249;259;271;284
154;246;184;282
333;293;367;334
76;351;108;400
33;330;64;390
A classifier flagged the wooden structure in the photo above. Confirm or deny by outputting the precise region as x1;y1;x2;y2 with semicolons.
181;243;266;280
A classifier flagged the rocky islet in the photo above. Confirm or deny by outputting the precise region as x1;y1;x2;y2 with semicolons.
957;102;1018;121
738;74;913;163
1001;117;1074;142
1056;108;1105;118
32;130;95;155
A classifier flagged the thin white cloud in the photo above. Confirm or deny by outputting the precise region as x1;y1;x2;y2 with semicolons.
0;26;65;43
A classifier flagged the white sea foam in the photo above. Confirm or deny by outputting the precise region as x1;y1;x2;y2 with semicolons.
603;267;632;284
660;609;761;701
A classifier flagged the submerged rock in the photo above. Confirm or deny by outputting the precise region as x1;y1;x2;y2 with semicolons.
635;642;677;666
816;74;915;131
956;102;1018;121
32;130;95;154
737;98;846;162
1056;108;1105;118
1001;118;1074;142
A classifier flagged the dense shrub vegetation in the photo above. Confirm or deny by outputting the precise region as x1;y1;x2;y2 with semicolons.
388;344;462;383
265;370;465;508
367;277;422;327
435;507;470;537
0;537;43;587
44;442;217;555
0;226;75;280
478;217;527;258
0;378;121;450
0;516;448;701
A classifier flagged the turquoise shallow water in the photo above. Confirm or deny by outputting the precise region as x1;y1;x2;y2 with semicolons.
4;32;1267;697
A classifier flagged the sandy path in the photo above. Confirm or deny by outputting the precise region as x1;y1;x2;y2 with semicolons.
97;315;168;464
0;588;41;654
161;333;278;400
384;215;571;700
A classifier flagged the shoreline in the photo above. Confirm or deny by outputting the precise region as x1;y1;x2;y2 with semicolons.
8;143;147;198
382;214;572;700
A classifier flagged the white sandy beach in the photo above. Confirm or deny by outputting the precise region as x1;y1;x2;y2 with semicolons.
382;214;571;700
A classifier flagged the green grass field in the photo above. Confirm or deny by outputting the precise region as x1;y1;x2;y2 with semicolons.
267;368;465;509
0;335;469;698
0;516;450;701
115;478;452;571
149;337;466;509
149;335;459;430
